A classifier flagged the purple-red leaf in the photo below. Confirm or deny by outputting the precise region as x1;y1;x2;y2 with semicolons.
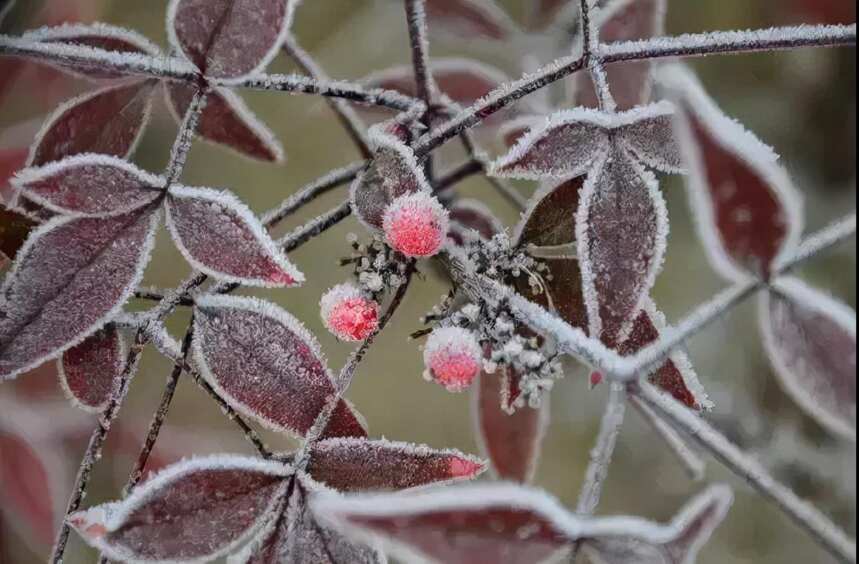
312;483;574;564
0;204;37;261
0;207;159;380
474;369;549;483
424;0;518;41
447;199;503;247
58;324;125;413
577;147;668;345
575;0;666;110
192;295;367;440
760;277;856;440
165;185;303;287
69;456;290;562
581;486;734;564
306;437;486;492
27;81;156;168
234;476;382;564
514;177;588;331
168;0;295;79
23;23;161;79
166;83;284;162
12;154;163;216
663;66;803;282
351;126;431;232
619;301;712;411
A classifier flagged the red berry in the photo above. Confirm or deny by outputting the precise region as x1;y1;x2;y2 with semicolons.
383;192;449;258
320;284;380;342
423;327;482;392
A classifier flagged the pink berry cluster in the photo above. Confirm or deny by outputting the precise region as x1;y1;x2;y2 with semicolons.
320;283;380;342
383;191;449;258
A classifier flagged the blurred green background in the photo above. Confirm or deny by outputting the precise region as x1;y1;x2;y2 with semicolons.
0;1;855;563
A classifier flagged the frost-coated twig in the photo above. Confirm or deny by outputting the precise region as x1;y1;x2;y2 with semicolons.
164;87;209;184
579;0;616;112
634;383;857;563
629;394;706;481
261;162;364;227
281;35;371;158
51;336;145;564
413;23;856;156
404;0;436;112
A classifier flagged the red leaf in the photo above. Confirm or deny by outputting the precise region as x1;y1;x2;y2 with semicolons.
447;199;503;247
28;81;156;167
306;437;485;492
0;207;159;380
0;430;59;550
69;456;290;562
350;127;431;232
0;205;37;261
575;0;666;110
514;177;588;331
760;277;856;440
59;324;125;413
424;0;518;41
165;185;303;287
24;23;161;79
192;295;367;439
578;147;668;344
236;477;382;564
13;154;163;216
166;83;284;162
168;0;295;79
664;66;803;282
312;483;574;564
1;147;31;203
474;369;549;483
619;301;712;411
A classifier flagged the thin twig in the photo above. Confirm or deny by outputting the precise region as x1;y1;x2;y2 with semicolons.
629;394;706;481
634;383;857;563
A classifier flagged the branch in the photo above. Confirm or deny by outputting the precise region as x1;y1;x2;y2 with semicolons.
634;383;857;563
413;23;856;156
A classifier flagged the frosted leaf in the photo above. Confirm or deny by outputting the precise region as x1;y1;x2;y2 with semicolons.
165;83;284;163
424;0;518;41
581;485;733;564
361;59;513;125
192;295;367;439
22;23;161;79
760;277;856;441
498;115;542;149
619;301;712;411
490;108;610;180
0;207;159;380
0;428;62;550
233;476;382;564
617;103;684;174
1;147;29;204
306;437;486;492
514;177;588;331
575;0;666;110
311;483;574;564
577;147;668;344
473;368;549;483
68;455;291;562
447;199;504;247
350;127;431;232
0;205;37;261
58;324;125;413
12;154;164;216
661;65;803;282
27;80;156;168
166;185;303;287
167;0;296;80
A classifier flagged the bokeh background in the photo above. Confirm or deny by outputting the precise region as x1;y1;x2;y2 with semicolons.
0;1;855;562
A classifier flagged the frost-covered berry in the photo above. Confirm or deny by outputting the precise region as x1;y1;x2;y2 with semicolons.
383;192;449;258
320;284;380;342
423;327;482;392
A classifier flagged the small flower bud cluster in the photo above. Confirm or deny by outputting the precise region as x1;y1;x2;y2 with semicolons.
343;234;410;300
464;233;553;298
